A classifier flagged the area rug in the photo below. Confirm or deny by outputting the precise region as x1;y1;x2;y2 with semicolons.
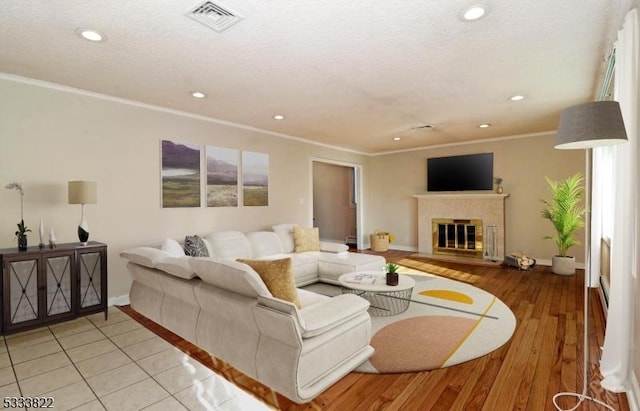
304;273;516;374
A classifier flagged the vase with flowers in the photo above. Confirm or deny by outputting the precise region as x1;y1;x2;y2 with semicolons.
5;182;30;251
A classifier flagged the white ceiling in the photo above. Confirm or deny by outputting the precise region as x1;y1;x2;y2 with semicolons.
0;0;631;154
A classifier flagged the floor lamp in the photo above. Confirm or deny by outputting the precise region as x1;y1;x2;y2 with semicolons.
552;101;628;411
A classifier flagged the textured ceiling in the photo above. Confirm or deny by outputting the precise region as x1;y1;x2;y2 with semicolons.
0;0;631;154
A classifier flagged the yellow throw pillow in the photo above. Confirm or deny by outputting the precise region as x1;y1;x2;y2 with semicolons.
237;258;301;308
293;226;320;253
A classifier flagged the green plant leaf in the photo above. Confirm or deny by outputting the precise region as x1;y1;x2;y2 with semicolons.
540;173;585;256
385;262;399;273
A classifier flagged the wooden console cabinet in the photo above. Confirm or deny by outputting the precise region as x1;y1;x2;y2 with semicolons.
0;241;107;334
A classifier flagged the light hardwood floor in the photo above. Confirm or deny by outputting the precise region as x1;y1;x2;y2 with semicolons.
122;250;630;411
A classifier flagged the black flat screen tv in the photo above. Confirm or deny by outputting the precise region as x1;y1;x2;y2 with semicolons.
427;153;494;191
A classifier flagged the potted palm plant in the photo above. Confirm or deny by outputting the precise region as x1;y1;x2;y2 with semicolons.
385;262;399;286
540;173;586;275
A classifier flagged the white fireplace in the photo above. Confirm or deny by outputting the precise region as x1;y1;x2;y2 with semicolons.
413;193;509;260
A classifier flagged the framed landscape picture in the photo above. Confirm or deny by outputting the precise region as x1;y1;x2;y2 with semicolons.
242;151;269;206
161;139;201;208
206;146;239;207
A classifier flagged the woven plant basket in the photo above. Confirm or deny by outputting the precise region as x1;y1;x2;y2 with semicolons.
370;233;390;252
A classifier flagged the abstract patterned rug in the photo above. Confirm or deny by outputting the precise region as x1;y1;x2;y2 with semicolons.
305;273;516;373
360;273;516;373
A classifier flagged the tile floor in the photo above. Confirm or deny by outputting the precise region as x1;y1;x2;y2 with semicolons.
0;307;271;411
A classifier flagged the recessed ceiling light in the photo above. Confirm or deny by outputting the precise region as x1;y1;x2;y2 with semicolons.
461;5;488;21
191;91;206;99
393;137;402;141
77;29;105;42
273;115;285;120
510;95;525;101
479;123;492;128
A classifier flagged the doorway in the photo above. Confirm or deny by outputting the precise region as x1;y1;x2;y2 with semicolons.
311;159;363;249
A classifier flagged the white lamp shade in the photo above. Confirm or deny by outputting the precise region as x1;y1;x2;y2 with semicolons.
68;181;97;204
555;101;628;149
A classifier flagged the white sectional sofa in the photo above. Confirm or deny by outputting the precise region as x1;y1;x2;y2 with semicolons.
120;225;385;403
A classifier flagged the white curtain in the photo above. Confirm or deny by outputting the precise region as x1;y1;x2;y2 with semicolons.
600;7;640;393
588;148;603;288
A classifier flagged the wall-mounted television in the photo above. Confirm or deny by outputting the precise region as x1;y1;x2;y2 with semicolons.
427;153;494;191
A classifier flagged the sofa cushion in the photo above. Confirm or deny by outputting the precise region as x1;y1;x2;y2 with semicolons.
202;238;214;257
237;258;301;308
257;293;370;338
184;235;209;257
206;231;251;259
189;258;271;298
317;252;386;284
297;288;330;308
120;247;170;268
246;231;284;258
161;238;186;257
155;256;197;279
259;253;318;285
272;223;297;253
319;242;349;254
293;226;320;253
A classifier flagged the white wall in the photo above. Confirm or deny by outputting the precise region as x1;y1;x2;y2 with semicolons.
368;135;586;263
0;77;369;299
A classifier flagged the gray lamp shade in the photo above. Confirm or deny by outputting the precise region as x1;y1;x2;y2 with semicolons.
555;101;628;149
68;181;97;204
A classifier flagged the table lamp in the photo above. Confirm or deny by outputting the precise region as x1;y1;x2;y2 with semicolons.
68;181;97;245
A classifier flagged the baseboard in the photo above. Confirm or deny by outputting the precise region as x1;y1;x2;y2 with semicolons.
389;245;418;252
629;372;640;411
108;294;130;307
534;259;585;270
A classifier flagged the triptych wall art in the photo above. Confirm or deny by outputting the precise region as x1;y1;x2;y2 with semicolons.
161;139;269;208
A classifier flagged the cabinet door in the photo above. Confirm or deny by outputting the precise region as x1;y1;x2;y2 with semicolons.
43;252;74;320
77;248;106;313
3;255;40;330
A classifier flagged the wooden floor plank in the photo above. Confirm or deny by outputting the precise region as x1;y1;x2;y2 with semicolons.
119;250;629;410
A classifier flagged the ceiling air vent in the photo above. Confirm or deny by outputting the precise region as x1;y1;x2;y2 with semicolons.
187;1;243;33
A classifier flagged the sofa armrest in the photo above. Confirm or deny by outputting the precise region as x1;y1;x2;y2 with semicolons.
298;294;370;338
319;241;349;254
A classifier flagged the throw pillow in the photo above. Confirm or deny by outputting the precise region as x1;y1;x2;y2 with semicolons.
293;226;320;253
184;235;209;257
236;258;301;308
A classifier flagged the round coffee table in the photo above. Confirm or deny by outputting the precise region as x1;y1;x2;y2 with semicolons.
338;271;415;316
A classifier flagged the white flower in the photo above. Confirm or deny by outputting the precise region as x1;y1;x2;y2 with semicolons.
5;182;24;195
5;182;25;221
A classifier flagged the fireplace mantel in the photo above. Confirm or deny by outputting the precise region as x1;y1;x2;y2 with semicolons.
414;192;509;260
413;193;509;200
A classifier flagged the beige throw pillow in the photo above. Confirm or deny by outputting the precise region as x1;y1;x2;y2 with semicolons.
237;258;301;308
293;226;320;253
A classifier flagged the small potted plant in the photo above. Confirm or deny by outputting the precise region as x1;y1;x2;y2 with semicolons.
385;262;399;286
541;173;586;275
15;220;31;251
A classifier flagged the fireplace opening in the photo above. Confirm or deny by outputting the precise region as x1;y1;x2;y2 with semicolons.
432;218;483;258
